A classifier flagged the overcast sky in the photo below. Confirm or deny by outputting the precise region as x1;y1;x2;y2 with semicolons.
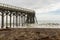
0;0;60;21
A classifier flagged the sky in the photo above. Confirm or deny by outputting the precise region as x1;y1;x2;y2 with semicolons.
0;0;60;21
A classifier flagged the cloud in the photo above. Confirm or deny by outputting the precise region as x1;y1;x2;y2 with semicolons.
36;14;60;20
35;2;60;13
0;0;60;21
35;2;60;21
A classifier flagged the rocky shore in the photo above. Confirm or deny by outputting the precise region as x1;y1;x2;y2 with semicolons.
0;28;60;40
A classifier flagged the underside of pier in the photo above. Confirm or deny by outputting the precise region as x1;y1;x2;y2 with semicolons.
0;3;36;28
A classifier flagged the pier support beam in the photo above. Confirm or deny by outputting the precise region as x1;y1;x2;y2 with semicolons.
0;10;35;28
13;13;15;27
9;12;12;28
26;13;35;24
6;12;8;28
16;13;18;27
1;11;4;28
19;14;20;26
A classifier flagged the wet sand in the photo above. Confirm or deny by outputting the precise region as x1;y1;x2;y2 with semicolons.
0;28;60;40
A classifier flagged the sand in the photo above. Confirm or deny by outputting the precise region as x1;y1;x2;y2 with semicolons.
0;28;60;40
